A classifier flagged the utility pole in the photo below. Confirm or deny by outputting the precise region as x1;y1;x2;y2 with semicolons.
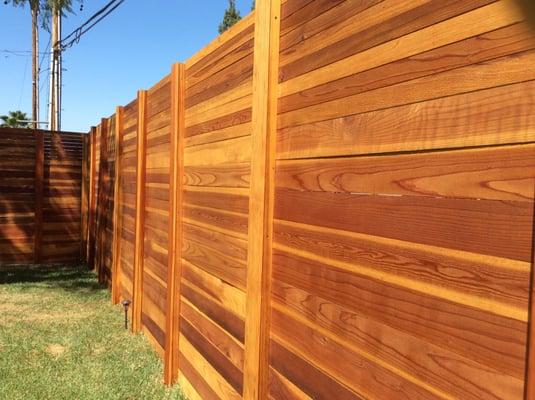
31;0;39;130
48;7;61;131
57;12;61;131
48;9;56;131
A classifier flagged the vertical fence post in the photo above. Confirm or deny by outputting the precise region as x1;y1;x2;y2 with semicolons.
96;119;109;283
243;0;281;398
112;107;124;304
95;125;102;274
34;129;44;264
133;90;147;333
526;216;535;399
94;125;102;272
164;63;185;385
81;133;90;262
88;127;97;268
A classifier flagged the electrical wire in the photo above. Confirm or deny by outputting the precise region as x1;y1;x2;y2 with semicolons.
18;56;29;109
1;49;49;54
39;35;51;72
58;0;125;51
60;0;120;43
40;61;50;127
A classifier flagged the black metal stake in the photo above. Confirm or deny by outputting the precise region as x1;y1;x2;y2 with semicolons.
121;299;131;330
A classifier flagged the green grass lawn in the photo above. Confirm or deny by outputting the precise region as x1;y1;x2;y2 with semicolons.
0;264;185;400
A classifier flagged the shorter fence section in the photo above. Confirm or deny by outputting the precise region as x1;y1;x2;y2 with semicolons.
0;128;85;265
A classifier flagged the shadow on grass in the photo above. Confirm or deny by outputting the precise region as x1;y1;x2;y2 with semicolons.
0;264;106;293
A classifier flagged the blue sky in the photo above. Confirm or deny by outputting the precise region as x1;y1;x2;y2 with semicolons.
0;0;254;132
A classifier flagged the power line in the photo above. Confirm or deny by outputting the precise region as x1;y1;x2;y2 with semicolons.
40;61;50;126
1;49;49;55
60;0;121;43
58;0;125;51
37;35;51;92
39;35;51;72
18;56;29;110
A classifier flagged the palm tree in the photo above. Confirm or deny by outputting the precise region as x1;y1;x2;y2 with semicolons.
0;111;31;128
41;0;79;25
5;0;41;129
5;0;79;130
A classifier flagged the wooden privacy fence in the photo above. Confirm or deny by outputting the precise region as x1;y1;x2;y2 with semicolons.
0;127;84;265
85;0;535;399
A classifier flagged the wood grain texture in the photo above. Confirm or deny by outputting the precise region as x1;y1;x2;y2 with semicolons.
527;212;535;399
181;316;244;394
164;63;185;385
184;163;250;188
275;187;533;261
280;50;535;129
182;237;247;291
276;144;535;202
269;366;312;400
80;133;90;261
181;298;245;371
271;308;446;400
133;90;147;333
277;79;535;159
42;131;84;264
273;219;530;317
243;1;280;399
142;75;172;350
33;129;43;263
271;250;527;389
270;338;362;400
186;12;255;70
182;258;246;318
279;22;535;114
180;334;242;400
118;101;138;302
95;119;109;281
0;128;83;265
181;282;245;344
0;128;36;264
80;0;535;397
279;0;523;95
112;107;124;304
179;357;219;400
87;127;97;267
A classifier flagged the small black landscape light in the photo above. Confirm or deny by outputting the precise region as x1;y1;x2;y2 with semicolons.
121;299;131;330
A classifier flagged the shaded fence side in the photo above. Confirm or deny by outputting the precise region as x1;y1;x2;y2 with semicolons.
42;131;84;263
0;128;85;266
0;128;36;264
85;1;535;399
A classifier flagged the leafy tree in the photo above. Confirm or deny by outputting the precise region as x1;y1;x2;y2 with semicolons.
219;0;241;34
0;111;31;128
251;0;255;10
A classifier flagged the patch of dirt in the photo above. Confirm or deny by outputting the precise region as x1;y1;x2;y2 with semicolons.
0;303;23;313
0;311;93;325
45;344;66;358
91;344;106;355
